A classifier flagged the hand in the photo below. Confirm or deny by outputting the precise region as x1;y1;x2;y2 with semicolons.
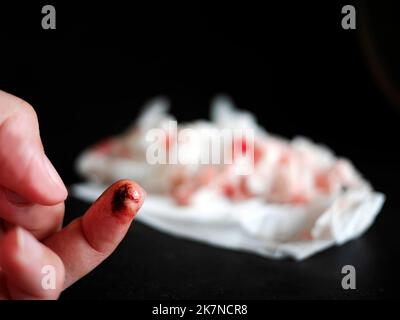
0;90;145;299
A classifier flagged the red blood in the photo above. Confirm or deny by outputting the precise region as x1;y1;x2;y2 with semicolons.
223;183;236;198
232;137;263;165
111;183;139;213
315;173;331;193
232;137;248;155
164;133;174;152
253;143;263;165
290;194;309;205
93;138;113;154
222;178;250;201
239;177;251;198
240;138;248;153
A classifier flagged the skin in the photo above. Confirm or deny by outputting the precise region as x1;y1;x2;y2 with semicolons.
0;90;145;299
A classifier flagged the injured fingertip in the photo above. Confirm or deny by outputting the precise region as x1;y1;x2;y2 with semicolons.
111;181;146;217
79;180;146;254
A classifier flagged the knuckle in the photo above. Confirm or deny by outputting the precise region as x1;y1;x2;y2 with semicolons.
14;99;38;122
31;202;65;240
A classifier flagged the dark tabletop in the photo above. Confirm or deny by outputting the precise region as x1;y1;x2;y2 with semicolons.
60;180;399;300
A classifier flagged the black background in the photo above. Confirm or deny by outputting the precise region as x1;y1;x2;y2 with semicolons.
0;2;399;187
0;1;400;299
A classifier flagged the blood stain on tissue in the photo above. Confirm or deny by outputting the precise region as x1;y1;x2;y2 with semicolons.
93;138;113;154
111;183;139;213
232;137;263;165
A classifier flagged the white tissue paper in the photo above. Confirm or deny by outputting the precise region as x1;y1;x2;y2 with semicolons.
73;96;385;260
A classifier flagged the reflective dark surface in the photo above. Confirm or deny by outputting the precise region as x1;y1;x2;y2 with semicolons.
61;190;398;300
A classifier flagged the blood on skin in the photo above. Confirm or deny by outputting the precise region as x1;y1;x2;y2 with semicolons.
111;183;140;213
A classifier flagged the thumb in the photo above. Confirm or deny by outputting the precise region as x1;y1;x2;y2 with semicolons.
0;90;67;205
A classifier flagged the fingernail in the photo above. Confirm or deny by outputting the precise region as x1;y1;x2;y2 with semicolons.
127;185;146;214
15;227;42;260
3;188;31;206
15;227;25;248
43;154;68;198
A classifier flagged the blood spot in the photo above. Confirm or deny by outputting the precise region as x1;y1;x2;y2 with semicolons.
111;183;139;213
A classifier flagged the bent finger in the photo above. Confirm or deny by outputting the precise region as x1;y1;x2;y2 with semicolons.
0;187;64;240
0;227;65;299
0;90;67;205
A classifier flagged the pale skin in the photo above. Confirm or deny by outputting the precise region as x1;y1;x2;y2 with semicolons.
0;90;145;299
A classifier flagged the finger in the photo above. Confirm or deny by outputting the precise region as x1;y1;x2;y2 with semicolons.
0;227;65;299
0;273;10;299
0;187;64;240
0;220;4;241
44;179;145;288
0;90;67;205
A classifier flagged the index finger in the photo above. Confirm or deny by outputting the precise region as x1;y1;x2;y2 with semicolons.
44;179;145;288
